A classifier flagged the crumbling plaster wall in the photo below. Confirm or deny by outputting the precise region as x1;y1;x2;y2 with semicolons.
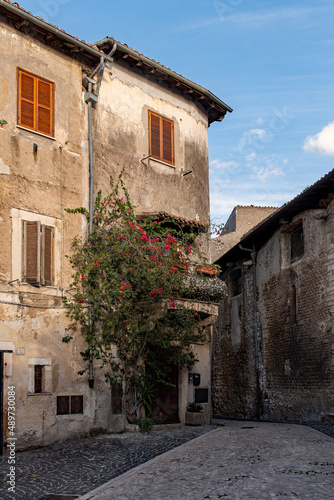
0;22;114;449
93;61;210;226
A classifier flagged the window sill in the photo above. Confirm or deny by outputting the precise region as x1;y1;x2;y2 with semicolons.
28;392;53;396
17;126;56;141
148;157;175;168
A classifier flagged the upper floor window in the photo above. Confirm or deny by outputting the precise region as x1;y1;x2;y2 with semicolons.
18;68;54;137
290;223;304;261
149;111;174;165
22;221;54;286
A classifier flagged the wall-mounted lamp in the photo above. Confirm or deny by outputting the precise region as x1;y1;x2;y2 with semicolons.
33;143;38;156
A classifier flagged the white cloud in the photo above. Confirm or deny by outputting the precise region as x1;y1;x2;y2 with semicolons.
177;5;332;32
252;166;285;183
238;129;269;150
304;121;334;155
210;159;239;171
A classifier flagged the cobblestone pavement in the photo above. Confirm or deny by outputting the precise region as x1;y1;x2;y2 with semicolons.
0;421;333;500
78;420;334;500
0;425;216;500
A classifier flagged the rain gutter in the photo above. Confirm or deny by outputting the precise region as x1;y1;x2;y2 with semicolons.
0;1;114;63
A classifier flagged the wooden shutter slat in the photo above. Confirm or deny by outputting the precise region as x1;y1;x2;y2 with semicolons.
162;119;173;163
38;80;51;108
24;221;40;284
150;113;161;158
19;72;35;129
71;395;83;414
42;226;53;286
20;73;34;101
57;396;70;415
38;108;51;135
37;79;52;135
20;100;34;129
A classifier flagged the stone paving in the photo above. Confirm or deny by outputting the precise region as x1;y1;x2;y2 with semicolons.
0;425;216;500
0;421;333;500
79;420;334;500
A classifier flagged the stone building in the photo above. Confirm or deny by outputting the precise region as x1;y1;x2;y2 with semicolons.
0;0;231;450
212;170;334;423
211;205;278;262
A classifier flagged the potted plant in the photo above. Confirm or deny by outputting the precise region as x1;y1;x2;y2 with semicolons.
185;402;204;426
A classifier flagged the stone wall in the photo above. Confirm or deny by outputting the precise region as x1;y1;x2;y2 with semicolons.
212;201;334;422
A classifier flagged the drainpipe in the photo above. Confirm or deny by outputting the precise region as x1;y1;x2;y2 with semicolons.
239;242;261;419
84;43;117;389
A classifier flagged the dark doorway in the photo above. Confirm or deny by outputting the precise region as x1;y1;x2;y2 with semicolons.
150;364;179;424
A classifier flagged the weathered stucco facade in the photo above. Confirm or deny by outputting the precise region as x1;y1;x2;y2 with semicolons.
0;1;231;450
212;173;334;423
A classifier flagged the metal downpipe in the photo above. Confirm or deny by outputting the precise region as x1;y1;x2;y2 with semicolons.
86;44;117;389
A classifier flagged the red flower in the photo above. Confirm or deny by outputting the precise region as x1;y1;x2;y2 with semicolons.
78;297;84;303
143;354;148;360
192;359;196;363
81;275;86;281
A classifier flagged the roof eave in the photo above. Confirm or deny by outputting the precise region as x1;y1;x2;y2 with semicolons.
96;37;233;122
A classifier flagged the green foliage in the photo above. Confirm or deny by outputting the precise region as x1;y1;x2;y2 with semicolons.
186;402;203;413
133;416;155;433
64;171;214;419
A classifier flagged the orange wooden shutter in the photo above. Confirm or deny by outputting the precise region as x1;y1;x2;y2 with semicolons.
162;118;173;164
23;221;40;284
150;112;161;159
19;71;35;130
41;225;53;286
18;69;54;136
37;79;52;136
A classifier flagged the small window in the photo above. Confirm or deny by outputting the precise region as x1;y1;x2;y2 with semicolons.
291;223;304;260
149;111;174;165
22;221;54;286
195;388;209;404
229;268;242;297
34;365;44;393
18;69;54;137
57;395;83;415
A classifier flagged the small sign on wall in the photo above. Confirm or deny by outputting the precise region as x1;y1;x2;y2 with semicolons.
16;348;25;355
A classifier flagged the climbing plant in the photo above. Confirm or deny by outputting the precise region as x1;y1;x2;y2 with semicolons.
63;172;220;420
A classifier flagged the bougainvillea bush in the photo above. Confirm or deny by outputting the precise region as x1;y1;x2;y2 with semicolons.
63;173;218;420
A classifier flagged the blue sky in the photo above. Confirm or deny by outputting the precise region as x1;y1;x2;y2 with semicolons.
18;0;334;224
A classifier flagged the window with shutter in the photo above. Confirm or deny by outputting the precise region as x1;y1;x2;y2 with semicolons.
18;69;54;137
149;111;174;165
23;221;54;286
